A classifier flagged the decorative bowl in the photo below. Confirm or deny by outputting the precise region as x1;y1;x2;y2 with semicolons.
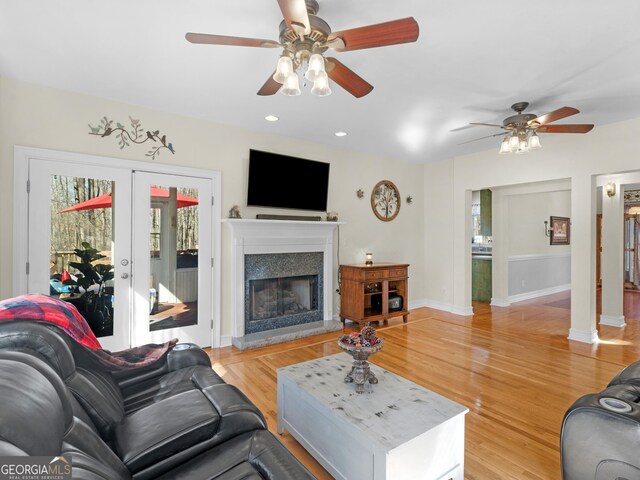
338;338;384;393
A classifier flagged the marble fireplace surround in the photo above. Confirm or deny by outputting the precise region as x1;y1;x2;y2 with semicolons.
223;219;343;349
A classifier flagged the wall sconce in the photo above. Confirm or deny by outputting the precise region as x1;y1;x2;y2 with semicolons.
544;221;551;237
365;253;373;265
605;182;616;197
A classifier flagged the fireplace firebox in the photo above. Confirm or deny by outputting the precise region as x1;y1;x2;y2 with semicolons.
249;275;318;321
244;252;323;334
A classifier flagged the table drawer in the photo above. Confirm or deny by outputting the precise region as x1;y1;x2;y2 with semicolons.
364;270;387;280
390;267;407;278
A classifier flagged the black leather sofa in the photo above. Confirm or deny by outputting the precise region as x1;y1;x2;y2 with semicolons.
0;320;315;479
560;360;640;480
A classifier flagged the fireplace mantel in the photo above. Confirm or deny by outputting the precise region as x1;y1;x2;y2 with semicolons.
223;219;343;343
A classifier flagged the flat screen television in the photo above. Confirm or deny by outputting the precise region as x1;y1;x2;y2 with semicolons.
247;149;330;211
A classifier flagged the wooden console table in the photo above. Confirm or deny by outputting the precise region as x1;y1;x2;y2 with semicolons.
339;263;409;327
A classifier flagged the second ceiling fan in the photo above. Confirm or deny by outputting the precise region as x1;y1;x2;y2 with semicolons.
185;0;419;98
464;102;594;154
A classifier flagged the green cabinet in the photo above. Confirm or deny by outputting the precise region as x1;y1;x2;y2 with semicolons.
480;189;492;236
472;257;492;302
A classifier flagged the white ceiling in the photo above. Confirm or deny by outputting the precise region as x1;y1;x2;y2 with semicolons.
3;1;640;164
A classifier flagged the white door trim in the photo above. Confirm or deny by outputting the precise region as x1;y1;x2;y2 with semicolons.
13;145;222;348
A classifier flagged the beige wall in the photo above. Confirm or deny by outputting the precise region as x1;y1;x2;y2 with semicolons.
0;76;425;340
507;190;571;256
423;158;455;311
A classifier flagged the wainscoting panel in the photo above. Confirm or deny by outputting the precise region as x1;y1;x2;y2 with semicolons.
508;253;571;299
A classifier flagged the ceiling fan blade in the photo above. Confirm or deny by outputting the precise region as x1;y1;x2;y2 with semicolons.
325;57;373;98
257;72;282;96
469;122;508;129
185;32;280;48
327;17;419;52
536;124;594;134
277;0;311;36
529;106;579;126
458;132;507;145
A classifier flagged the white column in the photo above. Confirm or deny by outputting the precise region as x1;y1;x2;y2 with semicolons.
490;188;510;306
452;189;473;315
600;181;625;326
168;188;178;303
568;174;599;343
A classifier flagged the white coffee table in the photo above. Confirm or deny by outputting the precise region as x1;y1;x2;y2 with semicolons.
277;353;469;480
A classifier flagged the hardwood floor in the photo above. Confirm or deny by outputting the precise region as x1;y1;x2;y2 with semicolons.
205;291;640;479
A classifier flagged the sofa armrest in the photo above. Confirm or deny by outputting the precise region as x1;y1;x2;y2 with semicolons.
113;344;210;390
167;344;211;371
561;383;640;480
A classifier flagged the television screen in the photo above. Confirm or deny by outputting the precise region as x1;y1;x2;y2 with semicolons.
247;149;330;211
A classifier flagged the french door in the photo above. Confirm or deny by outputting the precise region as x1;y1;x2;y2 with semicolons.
131;171;212;346
23;152;216;351
27;159;133;352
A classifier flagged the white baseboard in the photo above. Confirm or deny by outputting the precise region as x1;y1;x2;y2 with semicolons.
508;284;571;304
408;298;429;310
450;305;474;316
567;328;599;344
599;314;626;327
419;299;473;316
219;335;233;348
490;298;511;307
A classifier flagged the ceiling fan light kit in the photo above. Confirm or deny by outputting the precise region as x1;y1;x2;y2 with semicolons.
274;50;330;97
500;130;542;155
281;71;302;96
186;0;419;98
304;53;325;81
529;132;542;150
273;55;294;83
310;71;332;96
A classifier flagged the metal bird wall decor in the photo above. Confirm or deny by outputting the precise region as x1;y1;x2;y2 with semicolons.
88;116;175;159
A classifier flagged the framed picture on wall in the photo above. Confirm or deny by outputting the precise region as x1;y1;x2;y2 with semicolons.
550;216;570;245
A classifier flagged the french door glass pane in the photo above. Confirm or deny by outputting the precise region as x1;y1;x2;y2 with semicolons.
149;186;199;332
49;175;115;338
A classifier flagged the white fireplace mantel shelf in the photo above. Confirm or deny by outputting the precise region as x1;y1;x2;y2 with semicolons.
222;218;344;342
222;218;344;237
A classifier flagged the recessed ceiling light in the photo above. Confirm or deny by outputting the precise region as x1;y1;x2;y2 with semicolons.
265;115;279;122
335;131;347;137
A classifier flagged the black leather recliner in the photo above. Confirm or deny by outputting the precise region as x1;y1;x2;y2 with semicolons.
0;320;315;479
560;360;640;480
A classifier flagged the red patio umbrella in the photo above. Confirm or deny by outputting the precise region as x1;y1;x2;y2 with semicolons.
58;186;198;213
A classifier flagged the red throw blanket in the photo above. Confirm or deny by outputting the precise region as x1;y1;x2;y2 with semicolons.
0;294;102;349
0;294;177;368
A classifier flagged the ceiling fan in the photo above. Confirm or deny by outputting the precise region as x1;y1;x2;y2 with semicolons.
463;101;594;154
185;0;419;98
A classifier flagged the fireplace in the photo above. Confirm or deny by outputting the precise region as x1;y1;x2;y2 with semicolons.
244;252;323;334
223;218;342;349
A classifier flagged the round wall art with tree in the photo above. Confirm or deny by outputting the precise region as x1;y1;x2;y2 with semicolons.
371;180;400;221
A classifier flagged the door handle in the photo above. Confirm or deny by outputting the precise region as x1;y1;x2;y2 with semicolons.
121;273;129;279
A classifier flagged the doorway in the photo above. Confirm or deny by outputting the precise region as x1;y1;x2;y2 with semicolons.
14;147;221;351
624;213;640;291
